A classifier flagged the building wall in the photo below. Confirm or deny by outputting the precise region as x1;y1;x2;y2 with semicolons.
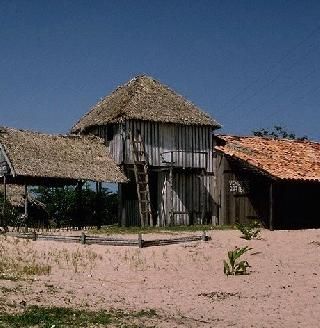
214;154;270;226
93;120;215;172
119;167;216;226
89;120;217;226
215;154;320;229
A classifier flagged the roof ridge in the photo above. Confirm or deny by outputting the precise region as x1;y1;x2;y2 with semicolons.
71;75;220;133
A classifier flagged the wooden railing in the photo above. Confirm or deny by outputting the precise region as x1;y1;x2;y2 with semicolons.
5;231;209;248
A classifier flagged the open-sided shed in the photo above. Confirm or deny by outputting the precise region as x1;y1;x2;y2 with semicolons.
0;127;126;185
214;135;320;229
0;127;127;228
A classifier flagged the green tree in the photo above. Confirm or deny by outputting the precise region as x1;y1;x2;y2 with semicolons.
0;191;19;228
32;184;119;229
252;125;308;141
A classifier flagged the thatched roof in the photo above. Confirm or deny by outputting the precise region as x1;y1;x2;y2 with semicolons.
71;75;220;133
215;135;320;182
0;127;127;184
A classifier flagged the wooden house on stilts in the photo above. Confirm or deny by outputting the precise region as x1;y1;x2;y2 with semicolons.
71;75;221;226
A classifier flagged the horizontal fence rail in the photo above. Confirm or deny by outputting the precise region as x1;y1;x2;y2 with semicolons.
5;231;209;248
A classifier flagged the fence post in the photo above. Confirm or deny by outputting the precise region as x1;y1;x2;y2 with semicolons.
32;231;37;241
138;233;143;248
80;232;86;245
202;231;208;242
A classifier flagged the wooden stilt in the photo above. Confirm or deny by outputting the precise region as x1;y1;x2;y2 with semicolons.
200;169;205;224
169;162;173;226
24;184;28;232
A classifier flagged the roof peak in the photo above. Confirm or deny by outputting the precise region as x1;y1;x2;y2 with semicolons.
71;75;220;133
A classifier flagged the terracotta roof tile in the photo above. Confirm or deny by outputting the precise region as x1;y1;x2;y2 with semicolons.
215;136;320;181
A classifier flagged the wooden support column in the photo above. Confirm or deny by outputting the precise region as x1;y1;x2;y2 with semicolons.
24;184;28;232
95;182;102;229
169;162;173;226
269;182;274;231
76;181;84;230
200;169;205;224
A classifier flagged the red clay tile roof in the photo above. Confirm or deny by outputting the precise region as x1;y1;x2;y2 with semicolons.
215;136;320;182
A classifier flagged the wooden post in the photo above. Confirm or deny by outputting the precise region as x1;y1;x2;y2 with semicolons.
24;184;28;232
80;232;86;244
269;182;274;231
138;233;143;248
202;231;208;241
169;152;174;225
32;231;37;241
200;169;205;224
76;181;84;230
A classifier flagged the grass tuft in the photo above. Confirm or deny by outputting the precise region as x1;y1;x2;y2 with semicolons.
0;306;158;328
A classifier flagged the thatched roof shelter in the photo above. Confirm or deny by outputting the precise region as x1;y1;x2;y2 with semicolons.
71;75;220;133
0;127;127;185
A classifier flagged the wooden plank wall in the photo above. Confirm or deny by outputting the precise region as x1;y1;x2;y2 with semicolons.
120;169;215;226
215;154;270;225
92;121;217;226
155;170;214;226
94;121;215;172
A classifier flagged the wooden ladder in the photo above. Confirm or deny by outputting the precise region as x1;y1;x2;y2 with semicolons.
131;133;153;227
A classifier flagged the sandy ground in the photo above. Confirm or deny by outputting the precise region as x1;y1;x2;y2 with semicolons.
0;229;319;327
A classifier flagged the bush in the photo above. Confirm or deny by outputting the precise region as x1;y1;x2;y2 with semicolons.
236;220;260;240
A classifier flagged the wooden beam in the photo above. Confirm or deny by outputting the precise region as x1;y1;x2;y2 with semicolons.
269;182;274;231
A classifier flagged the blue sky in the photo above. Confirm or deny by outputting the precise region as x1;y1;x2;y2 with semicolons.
1;0;319;140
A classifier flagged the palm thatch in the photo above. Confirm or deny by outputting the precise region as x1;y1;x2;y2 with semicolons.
0;127;127;184
71;75;220;133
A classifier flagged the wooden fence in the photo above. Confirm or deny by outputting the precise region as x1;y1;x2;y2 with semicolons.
5;231;209;248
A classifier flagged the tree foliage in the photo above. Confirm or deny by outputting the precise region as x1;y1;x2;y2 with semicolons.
32;184;119;228
0;192;19;228
252;125;308;141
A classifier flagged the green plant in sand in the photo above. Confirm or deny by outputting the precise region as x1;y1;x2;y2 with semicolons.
236;220;260;240
224;246;252;276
